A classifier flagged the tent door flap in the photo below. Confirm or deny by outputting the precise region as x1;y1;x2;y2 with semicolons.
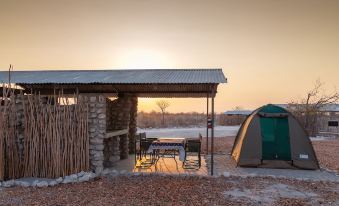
260;117;291;161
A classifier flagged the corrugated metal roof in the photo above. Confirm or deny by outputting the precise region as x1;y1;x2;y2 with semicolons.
0;69;226;84
277;104;339;112
224;110;252;115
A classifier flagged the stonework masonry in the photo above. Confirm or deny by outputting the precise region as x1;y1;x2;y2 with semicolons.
128;96;138;154
87;95;106;174
1;93;138;175
103;94;137;168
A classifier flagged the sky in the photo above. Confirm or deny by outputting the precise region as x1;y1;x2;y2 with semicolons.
1;0;339;113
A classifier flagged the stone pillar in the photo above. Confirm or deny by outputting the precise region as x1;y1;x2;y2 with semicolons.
105;94;136;160
119;134;128;159
88;95;106;174
15;94;25;161
115;94;132;159
103;136;120;167
128;96;138;154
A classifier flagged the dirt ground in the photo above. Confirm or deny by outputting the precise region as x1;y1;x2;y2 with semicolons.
312;139;339;173
0;175;338;206
0;137;337;205
201;137;339;173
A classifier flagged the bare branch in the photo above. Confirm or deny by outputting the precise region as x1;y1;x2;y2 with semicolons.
156;100;170;113
288;79;339;136
156;100;171;126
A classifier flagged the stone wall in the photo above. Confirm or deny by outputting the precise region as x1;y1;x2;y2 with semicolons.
103;94;138;167
1;92;138;176
128;96;138;154
15;95;25;161
87;95;106;174
0;94;26;163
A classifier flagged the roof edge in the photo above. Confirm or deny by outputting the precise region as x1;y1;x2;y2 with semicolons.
0;68;223;72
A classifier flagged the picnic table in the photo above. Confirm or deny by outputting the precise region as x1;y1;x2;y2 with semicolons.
147;137;186;161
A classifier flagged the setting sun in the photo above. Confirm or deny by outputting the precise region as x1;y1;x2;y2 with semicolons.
116;48;171;69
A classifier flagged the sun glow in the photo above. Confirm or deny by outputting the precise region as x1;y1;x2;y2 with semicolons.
138;98;157;112
116;48;171;69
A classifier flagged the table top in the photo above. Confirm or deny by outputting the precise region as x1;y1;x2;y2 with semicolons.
154;138;185;144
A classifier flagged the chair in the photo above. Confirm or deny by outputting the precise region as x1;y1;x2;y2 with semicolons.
135;133;157;168
182;134;202;169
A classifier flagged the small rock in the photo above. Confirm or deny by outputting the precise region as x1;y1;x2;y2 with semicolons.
56;177;63;183
125;172;134;177
15;180;30;187
3;180;15;188
101;168;112;175
31;180;40;187
88;172;97;179
223;172;230;177
95;167;103;174
63;175;77;184
78;175;90;182
133;172;141;176
77;171;86;178
62;178;72;184
37;181;48;187
119;170;127;175
48;180;58;187
111;170;118;174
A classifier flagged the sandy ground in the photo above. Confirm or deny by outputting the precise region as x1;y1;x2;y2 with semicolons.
201;136;339;174
312;139;339;173
0;175;338;206
201;136;234;155
138;126;240;138
140;126;339;172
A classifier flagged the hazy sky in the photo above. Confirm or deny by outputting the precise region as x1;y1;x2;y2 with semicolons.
1;0;339;113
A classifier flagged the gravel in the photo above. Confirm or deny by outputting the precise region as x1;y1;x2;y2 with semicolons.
0;135;337;205
0;171;98;189
312;138;339;173
0;175;337;205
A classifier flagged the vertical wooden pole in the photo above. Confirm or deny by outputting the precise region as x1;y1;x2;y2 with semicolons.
206;93;209;155
211;95;215;176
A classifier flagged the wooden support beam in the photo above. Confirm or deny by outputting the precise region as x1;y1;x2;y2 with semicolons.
211;95;215;176
206;93;209;155
105;129;129;139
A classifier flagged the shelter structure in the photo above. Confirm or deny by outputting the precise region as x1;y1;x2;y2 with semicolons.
278;104;339;137
0;69;226;176
231;104;319;170
219;109;252;126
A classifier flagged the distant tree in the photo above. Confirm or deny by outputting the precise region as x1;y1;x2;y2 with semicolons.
232;106;243;110
156;100;171;126
289;79;339;135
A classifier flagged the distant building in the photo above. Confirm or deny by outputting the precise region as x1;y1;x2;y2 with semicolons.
220;104;339;136
219;110;252;126
277;104;339;136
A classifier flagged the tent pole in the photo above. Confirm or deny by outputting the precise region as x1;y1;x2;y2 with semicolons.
206;93;209;155
211;94;215;176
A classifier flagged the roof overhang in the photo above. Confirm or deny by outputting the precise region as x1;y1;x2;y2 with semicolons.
0;69;226;98
18;83;219;98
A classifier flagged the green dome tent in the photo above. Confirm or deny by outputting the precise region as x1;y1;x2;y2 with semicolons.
231;104;319;170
